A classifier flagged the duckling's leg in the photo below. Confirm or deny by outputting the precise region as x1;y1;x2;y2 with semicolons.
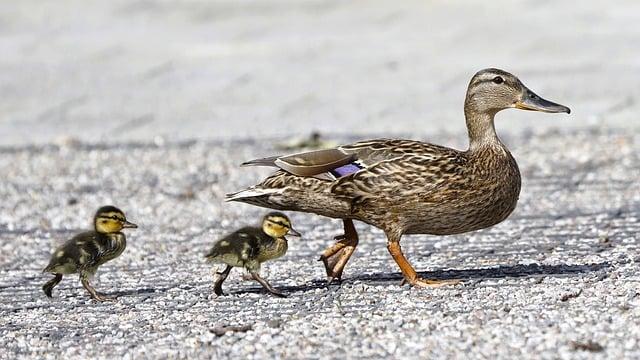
80;272;114;302
250;272;287;298
386;232;460;288
319;219;359;284
213;265;233;296
42;274;63;298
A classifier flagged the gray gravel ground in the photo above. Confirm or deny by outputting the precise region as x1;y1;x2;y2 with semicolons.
1;127;639;359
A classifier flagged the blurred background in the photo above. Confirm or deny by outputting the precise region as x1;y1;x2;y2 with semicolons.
1;0;638;146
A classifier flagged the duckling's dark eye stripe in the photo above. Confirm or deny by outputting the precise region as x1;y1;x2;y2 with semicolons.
98;215;123;221
269;220;290;228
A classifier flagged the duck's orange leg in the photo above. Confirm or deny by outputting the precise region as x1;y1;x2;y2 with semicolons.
319;219;359;284
386;233;460;288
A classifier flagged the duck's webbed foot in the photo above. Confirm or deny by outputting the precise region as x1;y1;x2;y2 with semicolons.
399;277;461;288
387;237;461;288
318;219;359;285
213;265;233;296
80;273;116;302
250;272;287;298
43;273;63;298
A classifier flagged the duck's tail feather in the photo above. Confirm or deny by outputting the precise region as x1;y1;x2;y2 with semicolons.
225;187;283;202
225;187;292;211
226;185;351;217
241;156;280;167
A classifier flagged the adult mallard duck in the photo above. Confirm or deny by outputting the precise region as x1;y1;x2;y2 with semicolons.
226;68;570;288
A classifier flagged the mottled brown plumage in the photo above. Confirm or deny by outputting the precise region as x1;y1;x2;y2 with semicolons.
42;205;137;302
227;68;570;287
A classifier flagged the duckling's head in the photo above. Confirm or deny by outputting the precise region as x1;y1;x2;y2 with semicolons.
94;205;138;233
465;68;570;116
261;212;301;238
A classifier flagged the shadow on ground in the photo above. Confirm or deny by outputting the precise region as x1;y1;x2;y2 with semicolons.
231;262;610;295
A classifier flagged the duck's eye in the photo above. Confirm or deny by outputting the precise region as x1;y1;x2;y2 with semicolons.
492;76;504;84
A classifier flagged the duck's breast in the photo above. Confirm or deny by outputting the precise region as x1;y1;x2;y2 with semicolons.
403;147;521;235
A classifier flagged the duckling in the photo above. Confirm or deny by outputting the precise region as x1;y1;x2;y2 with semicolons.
42;205;137;302
227;68;570;287
205;212;301;297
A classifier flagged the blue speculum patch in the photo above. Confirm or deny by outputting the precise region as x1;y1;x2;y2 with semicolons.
330;162;364;178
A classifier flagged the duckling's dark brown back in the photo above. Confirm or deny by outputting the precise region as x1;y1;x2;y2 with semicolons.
205;226;265;261
43;231;125;274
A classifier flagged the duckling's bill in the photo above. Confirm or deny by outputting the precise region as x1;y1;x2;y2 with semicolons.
122;220;138;228
288;227;302;237
515;86;570;114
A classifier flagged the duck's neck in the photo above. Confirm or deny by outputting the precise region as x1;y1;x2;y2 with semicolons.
464;107;502;151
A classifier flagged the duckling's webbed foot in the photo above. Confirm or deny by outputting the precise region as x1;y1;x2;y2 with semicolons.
80;273;116;302
387;237;461;288
318;219;359;284
250;272;287;298
213;265;233;296
43;274;63;298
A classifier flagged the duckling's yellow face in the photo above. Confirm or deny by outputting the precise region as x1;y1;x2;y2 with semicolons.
94;207;138;233
466;68;570;115
261;213;301;238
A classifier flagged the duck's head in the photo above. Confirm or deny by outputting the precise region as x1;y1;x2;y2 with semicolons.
94;205;138;233
261;212;301;238
465;68;570;116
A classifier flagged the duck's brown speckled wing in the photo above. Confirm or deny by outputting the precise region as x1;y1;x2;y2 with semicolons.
242;148;355;177
330;150;468;208
241;138;459;177
339;138;459;164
